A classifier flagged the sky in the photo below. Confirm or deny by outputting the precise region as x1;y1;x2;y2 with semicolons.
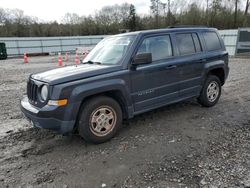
0;0;151;22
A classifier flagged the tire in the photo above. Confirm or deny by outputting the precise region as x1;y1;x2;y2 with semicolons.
198;75;221;107
78;96;122;144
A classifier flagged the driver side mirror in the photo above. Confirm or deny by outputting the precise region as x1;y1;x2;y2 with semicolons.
132;53;152;66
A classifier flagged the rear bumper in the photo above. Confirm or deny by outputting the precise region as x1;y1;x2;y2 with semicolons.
225;65;230;81
21;97;75;134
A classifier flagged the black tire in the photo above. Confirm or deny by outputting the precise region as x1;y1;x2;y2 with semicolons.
198;75;221;107
78;96;122;144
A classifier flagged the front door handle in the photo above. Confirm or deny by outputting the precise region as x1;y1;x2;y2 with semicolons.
165;65;177;70
198;59;207;63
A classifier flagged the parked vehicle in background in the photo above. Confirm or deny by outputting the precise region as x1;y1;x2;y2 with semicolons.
0;43;7;60
21;27;229;144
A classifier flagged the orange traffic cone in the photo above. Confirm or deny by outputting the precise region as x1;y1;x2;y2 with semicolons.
24;53;28;64
75;51;80;64
65;52;69;62
58;53;63;66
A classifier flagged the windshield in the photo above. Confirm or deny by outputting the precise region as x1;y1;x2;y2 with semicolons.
84;35;135;65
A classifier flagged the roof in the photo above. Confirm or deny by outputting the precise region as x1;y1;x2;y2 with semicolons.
116;27;217;37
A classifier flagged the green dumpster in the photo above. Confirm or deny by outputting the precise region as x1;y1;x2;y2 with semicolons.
0;43;7;60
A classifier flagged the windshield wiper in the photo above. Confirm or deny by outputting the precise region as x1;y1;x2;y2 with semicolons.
82;60;101;65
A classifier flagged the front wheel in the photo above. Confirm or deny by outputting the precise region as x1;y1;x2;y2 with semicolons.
198;75;222;107
78;96;122;144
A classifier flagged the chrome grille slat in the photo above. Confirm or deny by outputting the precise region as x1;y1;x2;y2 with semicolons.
27;82;30;99
27;81;38;103
34;85;38;101
31;83;33;100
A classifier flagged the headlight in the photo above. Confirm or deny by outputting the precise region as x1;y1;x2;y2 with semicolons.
40;85;48;101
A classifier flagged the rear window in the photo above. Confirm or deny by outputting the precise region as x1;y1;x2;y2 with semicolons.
203;32;222;51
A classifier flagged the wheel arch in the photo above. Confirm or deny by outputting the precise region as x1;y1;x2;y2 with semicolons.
208;67;225;85
204;60;226;86
78;90;129;120
73;89;129;132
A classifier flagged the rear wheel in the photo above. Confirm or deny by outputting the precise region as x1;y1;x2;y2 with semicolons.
78;96;122;144
198;75;221;107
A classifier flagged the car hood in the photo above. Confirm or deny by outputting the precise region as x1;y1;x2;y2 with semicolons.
31;64;121;85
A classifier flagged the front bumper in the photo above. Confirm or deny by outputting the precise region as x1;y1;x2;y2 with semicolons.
21;97;75;134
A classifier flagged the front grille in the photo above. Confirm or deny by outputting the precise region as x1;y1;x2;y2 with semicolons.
27;81;38;103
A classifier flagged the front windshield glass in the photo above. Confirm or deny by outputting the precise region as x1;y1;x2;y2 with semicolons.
84;35;135;65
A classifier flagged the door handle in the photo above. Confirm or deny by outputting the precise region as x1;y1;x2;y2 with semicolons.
165;65;177;70
198;59;207;63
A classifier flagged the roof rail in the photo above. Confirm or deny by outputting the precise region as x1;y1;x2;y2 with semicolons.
168;25;208;28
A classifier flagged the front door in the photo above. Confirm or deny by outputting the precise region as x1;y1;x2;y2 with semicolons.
130;34;180;113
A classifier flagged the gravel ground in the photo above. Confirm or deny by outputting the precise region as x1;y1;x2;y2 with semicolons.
0;56;249;188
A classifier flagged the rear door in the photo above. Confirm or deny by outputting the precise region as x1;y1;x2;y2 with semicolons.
202;31;228;64
130;34;180;113
173;32;205;98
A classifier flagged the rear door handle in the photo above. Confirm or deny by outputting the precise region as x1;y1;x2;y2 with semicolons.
165;65;177;70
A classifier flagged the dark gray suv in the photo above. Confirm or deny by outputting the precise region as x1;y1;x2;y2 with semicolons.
21;27;229;143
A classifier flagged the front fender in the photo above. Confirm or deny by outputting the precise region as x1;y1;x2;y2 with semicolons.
63;79;133;120
71;79;131;103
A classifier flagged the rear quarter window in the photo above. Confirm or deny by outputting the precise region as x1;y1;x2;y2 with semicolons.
192;33;202;52
203;32;222;51
176;33;203;56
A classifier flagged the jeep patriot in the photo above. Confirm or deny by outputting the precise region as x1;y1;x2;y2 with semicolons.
21;27;229;143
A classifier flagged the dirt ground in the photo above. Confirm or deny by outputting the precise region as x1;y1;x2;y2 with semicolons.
0;56;249;188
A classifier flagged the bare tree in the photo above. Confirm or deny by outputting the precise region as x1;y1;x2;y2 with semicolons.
206;0;210;25
0;1;250;37
234;0;239;28
62;13;80;24
150;0;161;27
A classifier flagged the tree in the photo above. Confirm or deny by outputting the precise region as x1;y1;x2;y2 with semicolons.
94;3;130;34
210;0;222;27
150;0;161;27
181;3;205;26
243;0;250;26
0;1;250;37
245;0;250;15
234;0;239;28
127;4;136;31
62;13;80;24
206;0;210;25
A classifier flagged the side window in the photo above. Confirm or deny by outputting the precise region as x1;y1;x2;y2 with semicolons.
176;33;196;55
203;32;221;51
192;33;202;52
136;35;173;62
